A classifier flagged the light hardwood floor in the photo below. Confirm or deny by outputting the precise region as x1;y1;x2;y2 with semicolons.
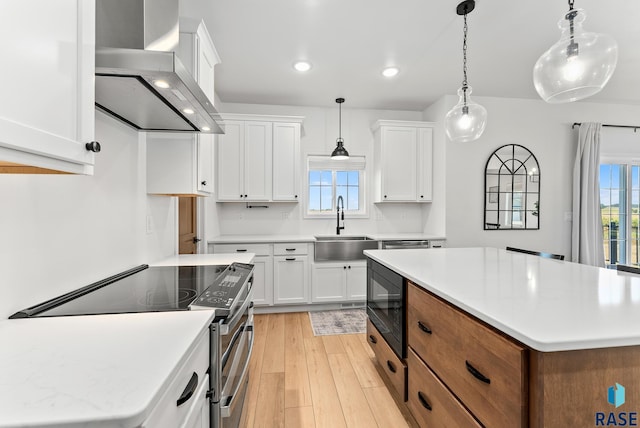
240;312;418;428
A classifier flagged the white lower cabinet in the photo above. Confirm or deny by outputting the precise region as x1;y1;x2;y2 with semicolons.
346;262;367;300
273;256;309;304
211;243;273;306
179;373;209;428
251;256;274;306
312;261;366;303
142;330;209;428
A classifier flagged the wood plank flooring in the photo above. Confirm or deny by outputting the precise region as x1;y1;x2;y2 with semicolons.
240;312;418;428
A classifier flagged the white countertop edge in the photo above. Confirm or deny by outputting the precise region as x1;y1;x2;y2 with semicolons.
209;233;446;244
209;235;316;243
151;253;255;266
364;250;636;353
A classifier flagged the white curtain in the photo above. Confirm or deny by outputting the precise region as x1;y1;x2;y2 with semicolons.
571;122;605;267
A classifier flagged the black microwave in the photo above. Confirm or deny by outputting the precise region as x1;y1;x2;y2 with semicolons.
366;259;406;358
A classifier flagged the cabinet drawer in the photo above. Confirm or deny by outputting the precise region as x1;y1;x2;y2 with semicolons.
367;319;406;401
143;329;209;427
213;243;271;256
407;349;482;428
407;282;527;428
273;243;308;255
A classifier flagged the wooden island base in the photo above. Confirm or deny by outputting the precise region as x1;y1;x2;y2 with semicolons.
530;346;640;427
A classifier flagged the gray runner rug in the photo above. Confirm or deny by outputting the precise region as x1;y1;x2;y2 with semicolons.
308;308;367;336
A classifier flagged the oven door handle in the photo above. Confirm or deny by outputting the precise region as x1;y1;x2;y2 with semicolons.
220;285;254;336
220;321;255;418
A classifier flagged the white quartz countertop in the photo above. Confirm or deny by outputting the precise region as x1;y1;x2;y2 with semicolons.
365;233;445;241
151;253;255;266
0;310;215;428
364;247;640;352
209;234;316;243
209;233;445;243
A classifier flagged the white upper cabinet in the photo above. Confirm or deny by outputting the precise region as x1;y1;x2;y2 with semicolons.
272;122;301;201
0;0;97;174
147;20;219;196
217;120;273;201
373;120;434;203
216;115;303;202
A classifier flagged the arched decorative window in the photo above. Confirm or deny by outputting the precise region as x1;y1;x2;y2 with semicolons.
484;144;540;230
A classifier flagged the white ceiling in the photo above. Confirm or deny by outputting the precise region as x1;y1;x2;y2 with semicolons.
206;0;640;111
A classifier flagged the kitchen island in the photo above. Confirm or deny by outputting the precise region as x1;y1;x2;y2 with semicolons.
364;247;640;427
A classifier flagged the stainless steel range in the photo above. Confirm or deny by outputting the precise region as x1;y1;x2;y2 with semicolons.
10;262;255;428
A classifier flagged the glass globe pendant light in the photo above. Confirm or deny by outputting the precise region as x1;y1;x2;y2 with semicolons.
533;0;618;103
445;0;487;143
331;98;349;160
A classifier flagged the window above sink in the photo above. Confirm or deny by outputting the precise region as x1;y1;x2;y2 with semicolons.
305;155;367;218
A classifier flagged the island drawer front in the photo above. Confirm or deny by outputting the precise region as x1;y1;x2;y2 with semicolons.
407;348;482;428
273;243;308;255
213;243;271;256
407;282;527;428
367;318;407;401
143;329;210;427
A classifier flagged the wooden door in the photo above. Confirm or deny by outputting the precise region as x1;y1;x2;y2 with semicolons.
179;197;198;254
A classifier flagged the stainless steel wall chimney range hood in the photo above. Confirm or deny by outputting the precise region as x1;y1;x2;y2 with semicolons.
95;0;224;133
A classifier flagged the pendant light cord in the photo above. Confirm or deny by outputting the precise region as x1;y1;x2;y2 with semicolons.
461;9;469;104
566;0;578;56
339;101;342;141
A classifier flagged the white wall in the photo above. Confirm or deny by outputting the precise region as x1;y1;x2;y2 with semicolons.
426;95;640;259
0;112;177;319
206;102;443;239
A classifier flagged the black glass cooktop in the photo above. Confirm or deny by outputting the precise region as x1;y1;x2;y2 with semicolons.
10;264;228;318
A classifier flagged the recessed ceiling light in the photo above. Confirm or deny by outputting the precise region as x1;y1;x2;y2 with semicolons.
182;108;195;115
153;80;170;89
293;61;312;72
382;67;399;78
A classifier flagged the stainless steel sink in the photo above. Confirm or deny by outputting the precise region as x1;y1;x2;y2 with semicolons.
314;236;379;261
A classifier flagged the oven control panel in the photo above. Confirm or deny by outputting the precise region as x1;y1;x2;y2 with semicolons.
191;263;254;309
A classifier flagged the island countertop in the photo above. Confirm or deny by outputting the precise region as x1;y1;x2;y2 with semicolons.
364;247;640;352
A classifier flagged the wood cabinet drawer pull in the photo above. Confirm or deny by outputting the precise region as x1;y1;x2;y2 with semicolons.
417;321;432;334
386;360;397;373
368;334;377;344
465;360;491;384
417;391;432;411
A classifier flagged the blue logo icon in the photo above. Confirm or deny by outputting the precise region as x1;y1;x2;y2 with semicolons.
608;383;626;408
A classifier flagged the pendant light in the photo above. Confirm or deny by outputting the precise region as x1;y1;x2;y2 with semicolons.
445;0;487;143
331;98;349;160
533;0;618;103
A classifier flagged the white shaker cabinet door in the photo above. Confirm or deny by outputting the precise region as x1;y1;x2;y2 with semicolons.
217;121;244;201
346;262;367;301
243;121;273;201
0;0;96;174
272;122;300;201
380;127;417;201
417;127;433;202
311;263;347;303
273;255;309;304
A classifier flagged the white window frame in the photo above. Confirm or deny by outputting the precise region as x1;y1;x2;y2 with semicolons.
600;155;640;267
305;155;368;219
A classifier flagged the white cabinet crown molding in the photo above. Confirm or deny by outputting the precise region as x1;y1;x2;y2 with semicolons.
371;119;435;132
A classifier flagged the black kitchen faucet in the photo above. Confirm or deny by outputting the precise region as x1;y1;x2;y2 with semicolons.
336;195;345;235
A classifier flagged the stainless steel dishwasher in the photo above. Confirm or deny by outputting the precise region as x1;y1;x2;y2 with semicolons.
381;240;431;249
